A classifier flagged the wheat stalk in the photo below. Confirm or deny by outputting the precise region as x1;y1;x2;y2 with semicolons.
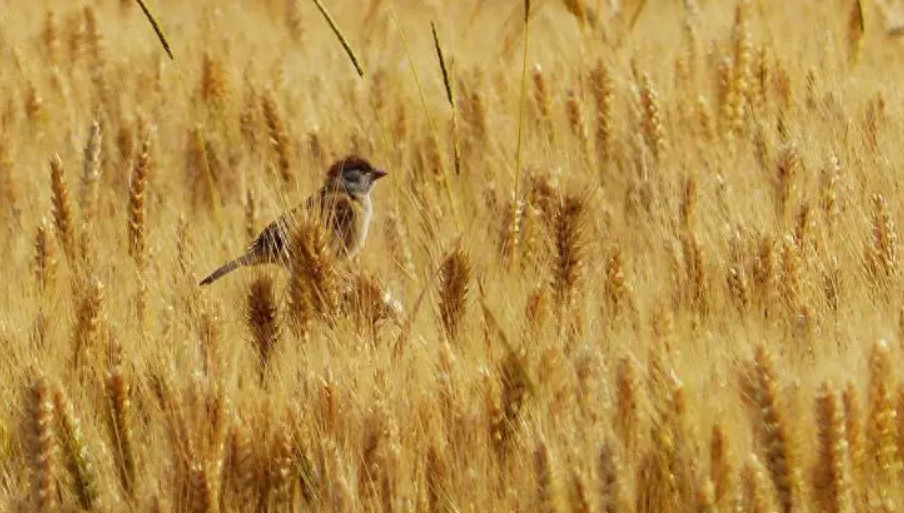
53;384;98;509
552;194;587;320
261;94;293;184
814;381;854;513
590;59;614;165
72;277;104;369
508;0;532;271
27;377;58;513
639;74;666;162
533;64;555;143
34;220;56;292
535;440;562;513
867;340;901;483
867;193;898;282
750;343;798;513
189;463;217;513
79;120;102;224
50;153;75;260
598;442;620;513
42;11;59;63
246;274;281;381
128;134;150;266
843;382;864;490
106;366;137;497
287;219;338;336
566;89;591;160
199;51;228;110
244;188;257;245
438;244;470;342
723;4;751;137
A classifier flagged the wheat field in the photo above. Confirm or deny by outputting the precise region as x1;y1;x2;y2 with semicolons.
3;0;904;511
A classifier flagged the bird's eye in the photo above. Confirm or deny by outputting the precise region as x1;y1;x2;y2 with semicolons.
343;167;364;183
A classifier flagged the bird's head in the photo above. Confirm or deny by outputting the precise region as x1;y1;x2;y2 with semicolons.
326;155;388;197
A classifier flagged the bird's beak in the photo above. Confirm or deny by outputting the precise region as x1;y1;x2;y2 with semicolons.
372;169;388;180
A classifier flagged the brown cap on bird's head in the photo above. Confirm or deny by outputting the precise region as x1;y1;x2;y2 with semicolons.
325;155;388;184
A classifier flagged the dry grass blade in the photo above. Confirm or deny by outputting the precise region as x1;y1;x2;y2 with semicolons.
134;0;174;60
388;7;460;229
629;0;649;30
848;0;865;65
310;0;365;77
431;21;461;175
394;261;444;359
431;22;455;109
479;289;537;398
425;445;447;513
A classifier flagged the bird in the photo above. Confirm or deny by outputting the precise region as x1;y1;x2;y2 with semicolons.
199;155;387;286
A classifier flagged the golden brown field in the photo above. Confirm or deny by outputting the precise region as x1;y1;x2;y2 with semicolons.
4;0;904;511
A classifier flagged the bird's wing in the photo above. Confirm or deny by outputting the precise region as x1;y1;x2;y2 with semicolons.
325;192;356;231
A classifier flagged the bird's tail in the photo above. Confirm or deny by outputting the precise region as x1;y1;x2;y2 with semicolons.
199;254;253;286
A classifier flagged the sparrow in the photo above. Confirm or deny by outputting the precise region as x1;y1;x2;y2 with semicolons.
199;155;388;285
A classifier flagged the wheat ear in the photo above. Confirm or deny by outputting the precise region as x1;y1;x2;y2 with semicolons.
439;244;471;342
128;134;150;266
27;376;58;513
246;274;281;382
53;383;98;509
751;343;798;513
106;366;137;497
50;153;75;260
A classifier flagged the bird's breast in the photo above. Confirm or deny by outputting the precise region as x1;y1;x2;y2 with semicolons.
317;191;373;259
344;194;372;257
